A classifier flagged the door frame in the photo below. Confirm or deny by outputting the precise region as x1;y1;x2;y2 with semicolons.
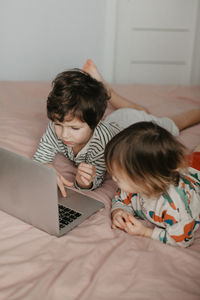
191;0;200;84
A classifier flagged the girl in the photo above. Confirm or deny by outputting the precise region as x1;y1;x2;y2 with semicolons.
104;121;200;247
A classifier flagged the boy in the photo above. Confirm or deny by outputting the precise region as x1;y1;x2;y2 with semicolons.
33;61;200;196
33;69;121;196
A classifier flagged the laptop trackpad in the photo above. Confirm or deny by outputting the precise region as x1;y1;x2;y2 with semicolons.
58;188;104;214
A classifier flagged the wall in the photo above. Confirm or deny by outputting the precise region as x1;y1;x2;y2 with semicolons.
1;0;200;84
0;0;106;81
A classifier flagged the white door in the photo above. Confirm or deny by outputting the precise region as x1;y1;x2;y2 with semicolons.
113;0;199;84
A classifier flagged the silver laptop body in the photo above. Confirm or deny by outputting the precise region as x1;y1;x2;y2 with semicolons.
0;147;104;236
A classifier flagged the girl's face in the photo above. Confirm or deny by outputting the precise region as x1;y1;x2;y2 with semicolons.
111;163;149;196
54;115;93;153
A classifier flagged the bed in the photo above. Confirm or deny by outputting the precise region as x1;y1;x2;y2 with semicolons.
0;81;200;300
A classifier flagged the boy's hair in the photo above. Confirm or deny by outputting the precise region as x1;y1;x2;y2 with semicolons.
47;69;110;130
105;121;187;196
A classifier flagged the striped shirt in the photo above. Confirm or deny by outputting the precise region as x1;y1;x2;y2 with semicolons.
33;120;121;189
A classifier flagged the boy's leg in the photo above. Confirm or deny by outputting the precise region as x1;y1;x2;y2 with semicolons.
108;88;149;113
170;109;200;131
194;144;200;152
83;59;149;113
83;59;200;131
105;108;179;136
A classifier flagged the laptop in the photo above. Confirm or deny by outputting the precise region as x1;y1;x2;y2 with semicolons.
0;147;104;236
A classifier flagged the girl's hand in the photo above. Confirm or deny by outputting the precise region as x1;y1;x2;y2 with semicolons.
46;164;74;197
124;215;153;238
75;163;96;189
111;209;132;230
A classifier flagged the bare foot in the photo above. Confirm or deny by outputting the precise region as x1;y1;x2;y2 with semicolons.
83;59;149;113
83;59;104;82
194;144;200;152
171;108;200;131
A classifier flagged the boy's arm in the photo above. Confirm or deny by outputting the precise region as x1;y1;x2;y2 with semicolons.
88;149;106;190
75;175;103;190
33;122;59;163
46;163;74;197
74;149;106;190
75;121;121;190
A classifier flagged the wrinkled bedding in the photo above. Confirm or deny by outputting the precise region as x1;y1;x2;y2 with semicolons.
0;81;200;300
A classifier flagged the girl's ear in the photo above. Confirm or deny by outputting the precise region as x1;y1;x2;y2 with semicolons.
173;165;186;174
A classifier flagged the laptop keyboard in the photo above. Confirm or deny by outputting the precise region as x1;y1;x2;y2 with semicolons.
58;204;82;229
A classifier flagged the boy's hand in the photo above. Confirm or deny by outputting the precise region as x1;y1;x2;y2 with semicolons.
75;163;96;189
124;215;153;238
46;164;74;197
111;209;131;230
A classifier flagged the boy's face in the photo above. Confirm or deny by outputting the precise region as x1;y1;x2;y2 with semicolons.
54;115;93;152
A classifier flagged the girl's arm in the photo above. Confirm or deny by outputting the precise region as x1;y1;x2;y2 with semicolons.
111;191;153;235
151;173;200;247
111;188;135;215
124;215;153;238
151;217;199;247
121;210;199;247
110;189;136;230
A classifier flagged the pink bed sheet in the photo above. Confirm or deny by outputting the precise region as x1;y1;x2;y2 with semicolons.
0;81;200;300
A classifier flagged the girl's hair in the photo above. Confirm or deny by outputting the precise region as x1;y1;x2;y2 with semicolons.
47;69;110;130
104;121;187;197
